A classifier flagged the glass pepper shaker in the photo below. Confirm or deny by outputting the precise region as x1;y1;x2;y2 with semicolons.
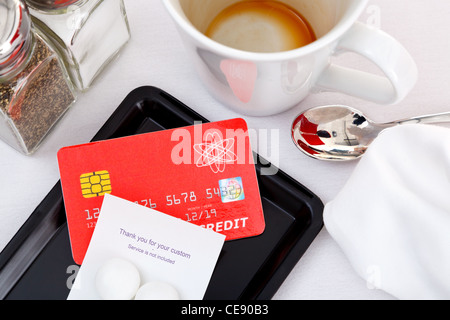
0;0;76;155
25;0;131;91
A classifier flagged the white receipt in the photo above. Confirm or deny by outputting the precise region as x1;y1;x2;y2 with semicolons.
68;194;225;300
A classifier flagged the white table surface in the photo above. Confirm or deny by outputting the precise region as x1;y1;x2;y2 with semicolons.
1;0;449;300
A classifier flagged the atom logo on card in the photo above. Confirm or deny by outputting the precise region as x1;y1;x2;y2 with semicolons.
194;132;238;173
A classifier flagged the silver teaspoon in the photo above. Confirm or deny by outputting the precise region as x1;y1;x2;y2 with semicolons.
291;105;450;161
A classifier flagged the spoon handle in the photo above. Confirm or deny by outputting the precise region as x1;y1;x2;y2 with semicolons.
394;112;450;125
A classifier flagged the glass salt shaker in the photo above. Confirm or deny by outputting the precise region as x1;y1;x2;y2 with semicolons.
0;0;76;155
25;0;131;91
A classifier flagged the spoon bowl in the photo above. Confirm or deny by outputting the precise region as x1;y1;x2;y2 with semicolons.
292;105;450;161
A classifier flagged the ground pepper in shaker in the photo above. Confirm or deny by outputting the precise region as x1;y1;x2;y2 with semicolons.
0;0;76;155
25;0;131;91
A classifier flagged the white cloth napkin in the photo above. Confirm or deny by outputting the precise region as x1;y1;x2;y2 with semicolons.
324;124;450;300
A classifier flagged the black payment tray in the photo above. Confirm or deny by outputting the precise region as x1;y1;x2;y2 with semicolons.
0;86;323;300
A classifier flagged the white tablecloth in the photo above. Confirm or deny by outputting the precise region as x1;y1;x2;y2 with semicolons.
1;0;449;300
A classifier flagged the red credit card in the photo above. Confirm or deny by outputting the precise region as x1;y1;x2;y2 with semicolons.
57;118;265;265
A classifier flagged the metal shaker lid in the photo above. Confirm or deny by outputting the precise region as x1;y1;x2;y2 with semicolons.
0;0;32;77
26;0;81;10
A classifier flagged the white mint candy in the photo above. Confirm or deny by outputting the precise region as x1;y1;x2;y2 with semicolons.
95;258;141;300
134;281;180;300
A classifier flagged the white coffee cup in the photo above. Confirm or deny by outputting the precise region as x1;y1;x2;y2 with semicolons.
163;0;418;116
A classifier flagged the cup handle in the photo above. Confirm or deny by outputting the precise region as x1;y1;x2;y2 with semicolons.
315;22;418;104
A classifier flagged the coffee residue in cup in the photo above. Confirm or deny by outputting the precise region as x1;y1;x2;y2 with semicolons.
205;0;316;53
